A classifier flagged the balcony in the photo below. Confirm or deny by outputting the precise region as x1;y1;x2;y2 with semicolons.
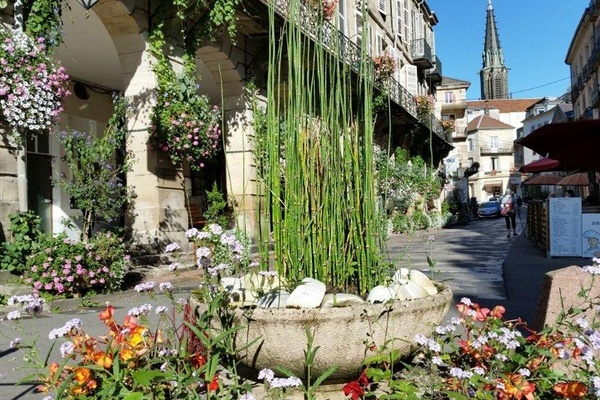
260;0;450;145
410;38;433;69
426;56;442;83
480;147;514;155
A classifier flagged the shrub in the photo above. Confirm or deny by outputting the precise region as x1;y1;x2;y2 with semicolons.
0;211;44;274
21;232;129;297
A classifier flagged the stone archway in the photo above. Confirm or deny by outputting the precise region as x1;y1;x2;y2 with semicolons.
196;40;258;236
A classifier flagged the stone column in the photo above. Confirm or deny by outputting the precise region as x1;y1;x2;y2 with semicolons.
124;46;188;251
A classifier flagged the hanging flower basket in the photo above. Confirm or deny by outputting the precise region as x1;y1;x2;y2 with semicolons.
0;27;70;145
149;75;222;172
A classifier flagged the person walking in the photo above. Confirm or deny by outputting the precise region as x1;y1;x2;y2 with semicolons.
501;190;517;238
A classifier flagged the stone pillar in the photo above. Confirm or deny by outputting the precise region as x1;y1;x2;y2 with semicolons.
124;46;188;251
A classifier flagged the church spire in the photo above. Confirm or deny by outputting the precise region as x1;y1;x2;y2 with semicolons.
480;0;509;99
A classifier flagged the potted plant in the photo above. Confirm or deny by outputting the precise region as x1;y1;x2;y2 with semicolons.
185;1;452;384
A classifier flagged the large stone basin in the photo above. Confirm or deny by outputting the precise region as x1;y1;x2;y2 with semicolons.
229;283;452;383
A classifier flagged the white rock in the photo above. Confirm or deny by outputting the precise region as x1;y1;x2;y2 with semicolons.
397;280;429;300
392;268;410;282
321;293;365;308
258;290;291;308
409;270;438;296
366;285;396;304
286;278;326;309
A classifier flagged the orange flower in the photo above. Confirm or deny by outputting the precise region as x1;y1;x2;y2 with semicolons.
119;346;136;362
497;374;535;400
92;351;113;368
99;305;118;333
490;305;506;319
553;381;587;398
73;367;91;385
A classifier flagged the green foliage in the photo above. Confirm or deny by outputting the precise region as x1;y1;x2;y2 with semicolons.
53;94;134;242
0;211;44;273
21;231;129;296
148;69;222;171
147;0;241;171
24;0;63;49
202;183;230;227
258;2;384;295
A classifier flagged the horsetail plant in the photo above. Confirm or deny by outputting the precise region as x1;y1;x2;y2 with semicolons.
254;0;386;296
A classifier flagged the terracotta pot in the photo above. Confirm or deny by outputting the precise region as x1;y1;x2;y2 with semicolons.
194;283;452;383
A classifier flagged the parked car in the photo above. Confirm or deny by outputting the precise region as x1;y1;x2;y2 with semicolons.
477;201;501;219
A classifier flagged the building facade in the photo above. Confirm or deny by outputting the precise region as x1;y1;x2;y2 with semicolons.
565;1;600;120
0;0;450;248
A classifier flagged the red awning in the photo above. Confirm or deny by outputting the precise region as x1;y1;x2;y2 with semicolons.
519;157;561;173
517;120;600;170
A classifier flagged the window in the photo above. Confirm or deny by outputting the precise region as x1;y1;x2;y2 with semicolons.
491;157;499;171
444;92;454;103
354;11;363;49
490;136;498;149
395;0;403;36
337;0;347;35
403;0;411;43
375;31;385;54
378;0;386;14
468;138;474;151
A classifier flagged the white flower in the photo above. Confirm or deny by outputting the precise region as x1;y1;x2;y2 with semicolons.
9;338;21;348
155;305;168;314
60;342;75;357
165;242;181;253
258;368;275;382
6;310;21;320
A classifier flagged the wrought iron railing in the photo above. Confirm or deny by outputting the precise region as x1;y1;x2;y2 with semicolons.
262;0;448;142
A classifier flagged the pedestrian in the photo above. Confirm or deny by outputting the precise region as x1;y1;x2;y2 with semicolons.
515;195;522;217
501;189;517;238
566;189;575;197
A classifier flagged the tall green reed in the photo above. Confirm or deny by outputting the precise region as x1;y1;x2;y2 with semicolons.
258;0;385;295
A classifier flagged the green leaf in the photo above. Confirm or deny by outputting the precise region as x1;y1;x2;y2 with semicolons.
131;369;167;387
123;392;146;400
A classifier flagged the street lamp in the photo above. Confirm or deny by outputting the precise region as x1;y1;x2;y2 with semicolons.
76;0;100;10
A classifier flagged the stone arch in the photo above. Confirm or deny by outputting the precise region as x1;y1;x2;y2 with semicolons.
196;39;258;234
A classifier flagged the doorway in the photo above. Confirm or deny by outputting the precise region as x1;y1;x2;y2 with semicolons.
27;133;53;233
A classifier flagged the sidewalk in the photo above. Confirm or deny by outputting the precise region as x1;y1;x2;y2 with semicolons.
495;233;588;325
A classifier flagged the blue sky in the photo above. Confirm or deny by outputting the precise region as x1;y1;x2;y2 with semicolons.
427;0;589;100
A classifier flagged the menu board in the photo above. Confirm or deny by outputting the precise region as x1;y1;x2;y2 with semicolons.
582;214;600;258
549;198;582;257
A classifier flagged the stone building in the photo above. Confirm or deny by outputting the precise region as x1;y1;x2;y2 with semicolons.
0;0;451;249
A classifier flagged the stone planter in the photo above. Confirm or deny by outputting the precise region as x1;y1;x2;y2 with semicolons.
193;283;452;383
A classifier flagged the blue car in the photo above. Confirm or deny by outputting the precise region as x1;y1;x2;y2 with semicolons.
477;201;501;219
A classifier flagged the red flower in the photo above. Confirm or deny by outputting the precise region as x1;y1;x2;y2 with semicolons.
207;375;219;392
343;381;364;400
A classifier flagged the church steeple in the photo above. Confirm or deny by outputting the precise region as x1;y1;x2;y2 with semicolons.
480;0;509;99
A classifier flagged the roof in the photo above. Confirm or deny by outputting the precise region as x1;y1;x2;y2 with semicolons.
441;76;471;87
467;114;514;132
466;98;542;113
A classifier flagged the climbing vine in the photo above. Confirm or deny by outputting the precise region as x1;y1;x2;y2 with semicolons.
147;0;240;171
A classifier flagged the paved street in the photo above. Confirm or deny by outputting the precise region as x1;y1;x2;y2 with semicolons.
0;211;574;400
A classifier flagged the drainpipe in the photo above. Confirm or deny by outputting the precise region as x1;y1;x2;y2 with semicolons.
14;0;28;212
